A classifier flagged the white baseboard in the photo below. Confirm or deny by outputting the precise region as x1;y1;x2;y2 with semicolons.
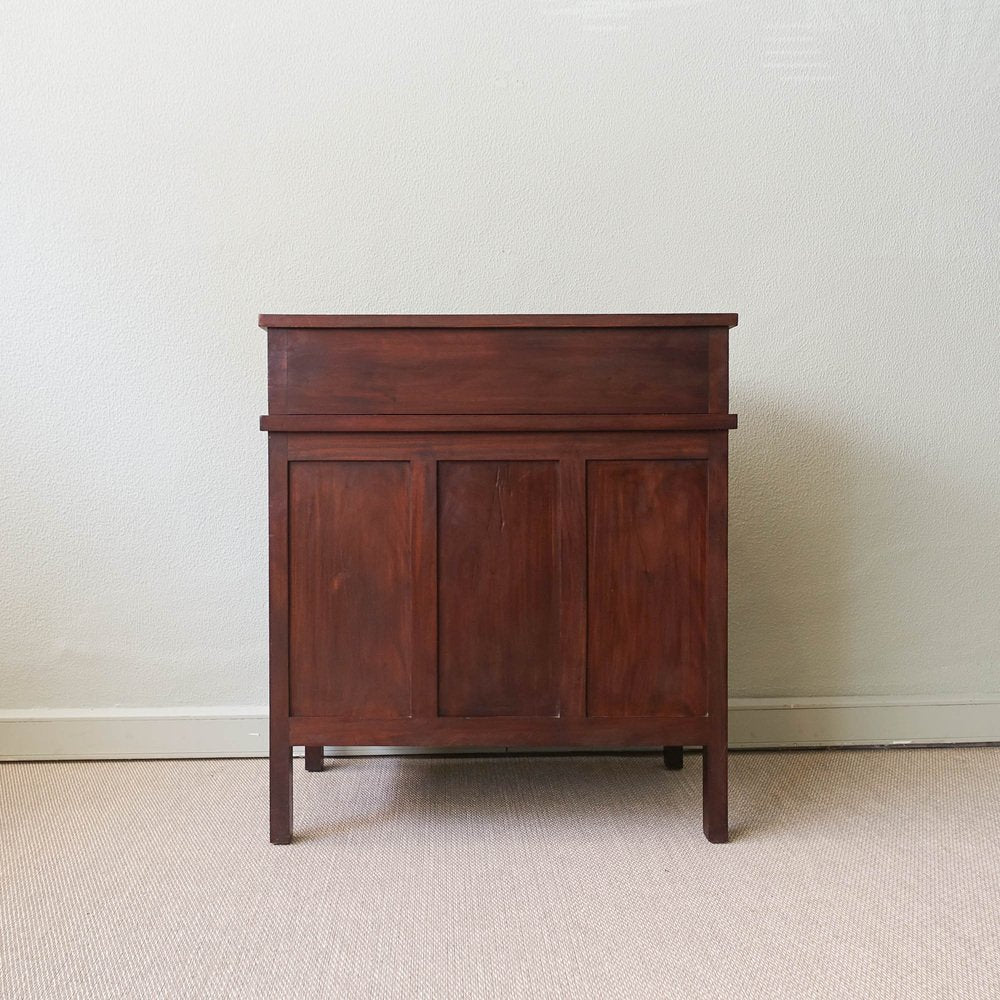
0;707;269;761
0;696;998;760
728;695;1000;747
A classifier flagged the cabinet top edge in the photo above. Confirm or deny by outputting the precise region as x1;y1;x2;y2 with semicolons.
258;313;738;330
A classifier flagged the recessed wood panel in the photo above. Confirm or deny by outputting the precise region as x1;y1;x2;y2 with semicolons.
280;328;710;414
289;461;411;719
437;461;560;717
587;460;708;718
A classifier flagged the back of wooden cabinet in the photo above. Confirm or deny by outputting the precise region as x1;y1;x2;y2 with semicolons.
285;437;711;724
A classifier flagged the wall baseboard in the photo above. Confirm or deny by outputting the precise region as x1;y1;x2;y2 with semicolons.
1;696;998;760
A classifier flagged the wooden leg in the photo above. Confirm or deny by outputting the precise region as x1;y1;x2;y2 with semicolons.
268;434;293;845
662;745;684;770
702;741;728;843
304;745;325;772
270;742;292;844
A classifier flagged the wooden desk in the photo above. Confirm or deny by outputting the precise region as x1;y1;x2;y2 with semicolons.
259;314;738;843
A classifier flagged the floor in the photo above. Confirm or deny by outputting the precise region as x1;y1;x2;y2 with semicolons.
2;747;999;999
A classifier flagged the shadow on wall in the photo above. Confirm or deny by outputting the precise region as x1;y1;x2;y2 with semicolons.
728;402;851;699
727;398;1000;699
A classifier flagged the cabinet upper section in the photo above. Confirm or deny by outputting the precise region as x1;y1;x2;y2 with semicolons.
259;314;737;426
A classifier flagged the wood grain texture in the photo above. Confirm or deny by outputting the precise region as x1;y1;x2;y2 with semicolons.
263;314;735;843
280;328;710;415
266;330;287;416
587;460;708;719
260;313;738;329
558;458;587;719
287;432;712;462
437;462;561;717
708;330;729;414
268;434;292;844
703;434;730;842
410;458;438;719
289;715;710;748
261;414;738;433
288;461;412;720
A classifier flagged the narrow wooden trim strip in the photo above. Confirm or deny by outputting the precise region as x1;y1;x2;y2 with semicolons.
288;715;711;747
260;313;738;330
708;329;729;413
558;457;587;719
286;432;714;462
261;414;738;433
409;457;438;719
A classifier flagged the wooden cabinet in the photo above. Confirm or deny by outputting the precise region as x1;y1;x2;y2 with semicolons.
260;314;738;843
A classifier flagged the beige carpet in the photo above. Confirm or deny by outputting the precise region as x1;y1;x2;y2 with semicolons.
2;748;999;999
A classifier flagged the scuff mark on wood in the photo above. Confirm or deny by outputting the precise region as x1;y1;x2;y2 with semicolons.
494;464;506;529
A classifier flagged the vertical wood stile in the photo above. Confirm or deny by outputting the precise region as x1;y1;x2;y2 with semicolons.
411;456;438;720
707;329;729;414
267;329;288;414
559;456;587;718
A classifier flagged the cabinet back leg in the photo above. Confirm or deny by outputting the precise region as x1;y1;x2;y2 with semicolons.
304;745;325;772
270;744;292;844
702;742;728;843
662;745;684;770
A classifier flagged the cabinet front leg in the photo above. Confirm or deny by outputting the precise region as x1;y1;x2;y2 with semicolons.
270;742;292;844
702;740;728;844
304;745;325;772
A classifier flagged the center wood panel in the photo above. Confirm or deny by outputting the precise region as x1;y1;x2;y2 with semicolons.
587;460;709;718
437;461;561;717
289;461;412;719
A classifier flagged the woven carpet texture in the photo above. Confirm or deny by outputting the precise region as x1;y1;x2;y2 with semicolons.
2;748;999;999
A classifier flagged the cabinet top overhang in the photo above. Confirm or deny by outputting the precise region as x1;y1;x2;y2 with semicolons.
259;313;737;330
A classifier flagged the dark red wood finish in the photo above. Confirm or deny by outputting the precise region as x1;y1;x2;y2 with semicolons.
267;434;291;844
288;461;412;719
587;460;708;719
260;313;736;329
275;327;713;415
260;414;738;433
288;714;711;746
260;314;737;844
438;461;561;718
304;745;324;772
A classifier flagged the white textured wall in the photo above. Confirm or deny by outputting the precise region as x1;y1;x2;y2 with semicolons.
2;1;998;712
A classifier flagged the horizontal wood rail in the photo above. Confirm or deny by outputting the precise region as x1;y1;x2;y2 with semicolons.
289;716;711;748
260;313;738;329
261;413;738;433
